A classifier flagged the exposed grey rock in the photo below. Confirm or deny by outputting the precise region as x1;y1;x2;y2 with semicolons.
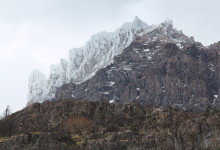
55;36;220;111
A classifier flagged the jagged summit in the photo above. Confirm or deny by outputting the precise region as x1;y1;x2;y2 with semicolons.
27;17;195;105
116;16;148;32
27;70;46;105
160;18;173;28
43;59;68;100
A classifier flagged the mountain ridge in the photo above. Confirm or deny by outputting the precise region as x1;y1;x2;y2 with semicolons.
54;24;220;111
27;17;194;105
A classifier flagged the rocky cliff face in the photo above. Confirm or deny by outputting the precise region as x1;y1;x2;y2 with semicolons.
55;26;220;111
27;17;196;105
1;100;220;150
27;17;220;111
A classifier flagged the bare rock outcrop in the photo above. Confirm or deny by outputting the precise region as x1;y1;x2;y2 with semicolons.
1;100;220;150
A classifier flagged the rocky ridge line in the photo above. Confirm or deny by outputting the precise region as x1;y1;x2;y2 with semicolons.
27;17;192;105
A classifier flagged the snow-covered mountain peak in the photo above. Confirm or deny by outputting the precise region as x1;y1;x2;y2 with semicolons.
163;18;173;25
158;18;173;32
27;17;194;105
134;16;140;22
131;16;149;32
116;16;149;33
27;70;46;105
66;17;151;84
160;19;173;27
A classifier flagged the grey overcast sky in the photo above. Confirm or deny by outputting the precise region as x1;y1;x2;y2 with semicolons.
0;0;220;114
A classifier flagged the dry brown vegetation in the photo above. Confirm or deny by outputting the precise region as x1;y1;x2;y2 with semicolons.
61;116;91;132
